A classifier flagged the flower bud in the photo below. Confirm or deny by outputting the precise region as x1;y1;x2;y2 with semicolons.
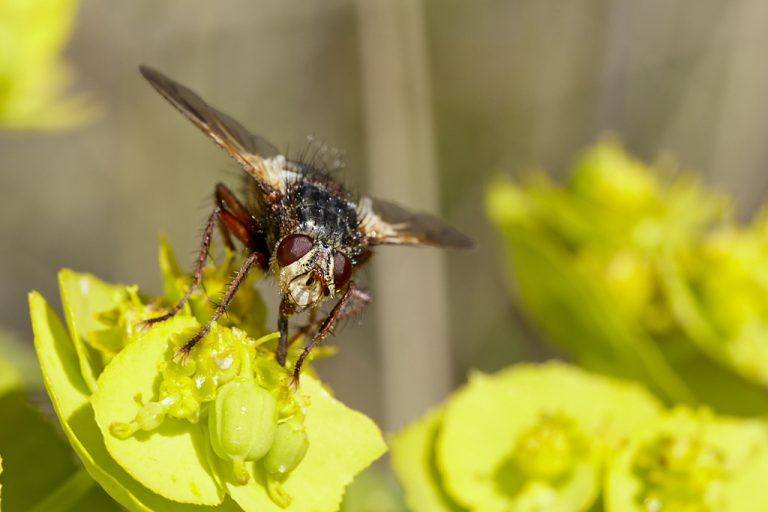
208;377;277;484
263;414;309;476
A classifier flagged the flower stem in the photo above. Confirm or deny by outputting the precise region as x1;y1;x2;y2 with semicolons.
29;467;96;512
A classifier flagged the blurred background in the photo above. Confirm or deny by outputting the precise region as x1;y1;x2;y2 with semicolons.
2;0;768;432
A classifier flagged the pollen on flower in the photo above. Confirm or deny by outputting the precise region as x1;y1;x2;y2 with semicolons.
216;354;234;370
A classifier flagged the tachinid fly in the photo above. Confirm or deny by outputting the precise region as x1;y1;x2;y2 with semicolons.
138;66;475;386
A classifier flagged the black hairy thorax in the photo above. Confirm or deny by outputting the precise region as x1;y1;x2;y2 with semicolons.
287;178;361;250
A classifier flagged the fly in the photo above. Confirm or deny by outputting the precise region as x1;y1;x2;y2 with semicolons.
138;66;476;386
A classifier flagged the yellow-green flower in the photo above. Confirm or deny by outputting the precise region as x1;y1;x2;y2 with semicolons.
606;408;768;511
391;363;663;512
29;239;386;511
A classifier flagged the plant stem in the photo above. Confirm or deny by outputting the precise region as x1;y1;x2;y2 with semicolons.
29;467;95;512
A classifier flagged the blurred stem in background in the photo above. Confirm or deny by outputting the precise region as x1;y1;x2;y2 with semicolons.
355;0;452;430
710;0;768;213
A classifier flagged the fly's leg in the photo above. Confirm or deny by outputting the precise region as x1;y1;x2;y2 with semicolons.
142;183;266;328
142;206;220;327
215;183;265;253
289;284;370;388
174;251;261;362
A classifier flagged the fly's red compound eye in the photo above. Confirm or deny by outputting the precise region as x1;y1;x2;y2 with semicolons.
276;234;314;267
333;252;352;289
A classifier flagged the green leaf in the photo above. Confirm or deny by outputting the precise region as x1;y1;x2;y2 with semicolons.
0;390;119;511
29;291;241;512
606;408;768;511
0;389;79;510
58;269;131;391
90;315;224;505
436;363;663;512
389;407;465;512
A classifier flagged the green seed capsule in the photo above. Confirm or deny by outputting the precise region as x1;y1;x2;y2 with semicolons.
209;377;277;484
263;414;309;476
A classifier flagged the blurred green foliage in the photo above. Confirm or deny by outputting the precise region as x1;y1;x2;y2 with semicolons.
0;0;98;129
487;140;768;415
0;333;117;511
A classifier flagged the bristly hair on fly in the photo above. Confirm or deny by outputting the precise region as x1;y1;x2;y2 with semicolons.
293;134;346;174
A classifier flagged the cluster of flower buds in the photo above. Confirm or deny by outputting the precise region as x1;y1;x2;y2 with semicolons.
487;140;768;412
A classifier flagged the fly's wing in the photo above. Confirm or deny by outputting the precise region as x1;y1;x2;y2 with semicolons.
357;197;476;249
139;65;285;194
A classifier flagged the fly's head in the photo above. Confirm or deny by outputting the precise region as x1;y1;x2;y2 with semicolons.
273;233;353;310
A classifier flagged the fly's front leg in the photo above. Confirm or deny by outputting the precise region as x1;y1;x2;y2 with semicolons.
215;183;258;252
290;283;370;387
143;182;267;333
142;206;220;328
175;251;261;362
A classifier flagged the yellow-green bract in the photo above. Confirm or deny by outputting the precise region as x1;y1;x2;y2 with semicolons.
28;240;386;511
